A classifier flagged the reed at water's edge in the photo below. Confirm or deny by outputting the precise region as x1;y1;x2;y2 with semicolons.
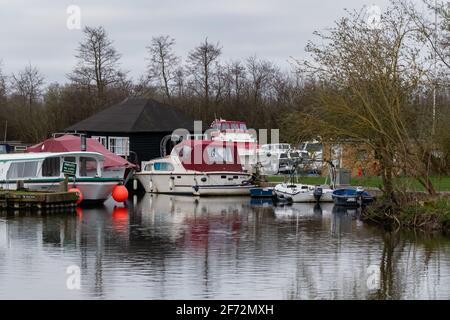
361;195;450;234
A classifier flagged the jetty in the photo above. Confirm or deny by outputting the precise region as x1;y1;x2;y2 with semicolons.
0;190;78;211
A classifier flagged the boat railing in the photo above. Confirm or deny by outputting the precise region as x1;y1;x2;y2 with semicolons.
186;134;208;140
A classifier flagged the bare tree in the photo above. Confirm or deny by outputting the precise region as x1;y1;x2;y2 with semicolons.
187;38;222;113
246;56;276;105
146;35;180;101
173;66;185;98
10;64;44;110
0;61;6;105
294;1;436;201
227;60;246;102
69;26;126;103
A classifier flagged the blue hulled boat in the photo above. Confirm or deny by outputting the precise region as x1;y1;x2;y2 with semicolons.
331;187;374;206
250;187;275;198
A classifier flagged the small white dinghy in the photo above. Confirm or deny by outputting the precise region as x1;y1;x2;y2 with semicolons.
274;183;334;203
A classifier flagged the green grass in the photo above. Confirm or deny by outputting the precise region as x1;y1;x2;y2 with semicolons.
266;175;450;192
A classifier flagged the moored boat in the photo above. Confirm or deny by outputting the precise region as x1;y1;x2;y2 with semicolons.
274;183;334;203
331;187;374;206
250;187;274;198
27;134;136;179
135;140;255;196
0;151;123;202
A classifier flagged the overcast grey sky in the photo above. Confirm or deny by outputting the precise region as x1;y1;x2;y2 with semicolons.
0;0;395;84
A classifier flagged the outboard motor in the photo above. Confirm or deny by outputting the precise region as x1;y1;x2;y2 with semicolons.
313;186;323;202
356;186;365;206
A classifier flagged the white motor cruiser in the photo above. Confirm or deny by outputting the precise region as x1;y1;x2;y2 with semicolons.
0;151;123;202
274;183;334;203
135;140;254;196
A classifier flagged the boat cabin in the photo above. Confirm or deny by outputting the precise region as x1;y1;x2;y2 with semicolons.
144;140;244;173
0;152;105;182
210;119;248;131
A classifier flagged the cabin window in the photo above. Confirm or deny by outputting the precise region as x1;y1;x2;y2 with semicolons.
92;136;107;148
108;137;129;156
239;123;247;130
6;161;38;179
231;123;239;130
42;157;61;177
221;123;230;130
153;162;174;171
206;146;233;163
79;157;98;177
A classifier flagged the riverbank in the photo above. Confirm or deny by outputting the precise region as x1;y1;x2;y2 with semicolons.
361;196;450;234
267;175;450;233
266;175;450;192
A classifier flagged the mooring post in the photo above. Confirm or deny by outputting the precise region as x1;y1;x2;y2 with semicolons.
63;175;69;192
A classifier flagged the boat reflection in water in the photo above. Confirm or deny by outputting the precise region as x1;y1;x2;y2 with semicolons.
134;194;248;248
1;195;450;299
331;205;363;236
273;203;333;221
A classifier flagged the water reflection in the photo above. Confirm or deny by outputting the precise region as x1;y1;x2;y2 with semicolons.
0;195;449;299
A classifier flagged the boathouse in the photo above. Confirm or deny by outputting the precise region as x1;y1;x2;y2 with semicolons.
65;97;195;166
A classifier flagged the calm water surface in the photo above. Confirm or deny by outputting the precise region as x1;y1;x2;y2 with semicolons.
1;194;450;299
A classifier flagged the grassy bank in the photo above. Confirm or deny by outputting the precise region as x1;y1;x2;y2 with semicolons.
362;197;450;233
266;175;450;192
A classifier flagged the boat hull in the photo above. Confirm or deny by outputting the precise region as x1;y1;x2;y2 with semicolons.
135;172;253;196
331;188;374;206
0;180;120;202
332;195;374;206
274;184;333;203
250;187;274;198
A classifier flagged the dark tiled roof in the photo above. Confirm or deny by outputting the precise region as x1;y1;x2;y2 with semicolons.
66;97;194;133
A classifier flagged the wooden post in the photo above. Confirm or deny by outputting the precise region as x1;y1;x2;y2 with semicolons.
60;175;69;192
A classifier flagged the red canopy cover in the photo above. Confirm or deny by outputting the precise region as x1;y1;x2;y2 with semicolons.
27;135;136;169
173;140;244;172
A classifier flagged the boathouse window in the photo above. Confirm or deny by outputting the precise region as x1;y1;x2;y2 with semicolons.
108;137;129;156
153;162;174;171
6;161;38;179
42;157;61;177
79;157;98;177
92;136;107;148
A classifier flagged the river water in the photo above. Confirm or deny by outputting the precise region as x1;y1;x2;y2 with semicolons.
0;194;449;299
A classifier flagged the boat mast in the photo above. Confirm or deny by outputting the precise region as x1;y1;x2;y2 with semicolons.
3;120;7;142
432;0;437;135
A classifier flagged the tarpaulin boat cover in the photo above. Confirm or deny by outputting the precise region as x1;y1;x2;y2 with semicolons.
27;135;136;169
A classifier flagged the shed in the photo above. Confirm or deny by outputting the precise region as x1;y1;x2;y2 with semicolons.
65;97;195;164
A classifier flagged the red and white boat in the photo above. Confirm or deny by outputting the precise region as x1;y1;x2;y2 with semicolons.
206;119;259;171
135;140;254;196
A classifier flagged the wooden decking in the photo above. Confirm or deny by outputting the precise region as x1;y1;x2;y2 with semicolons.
0;189;78;211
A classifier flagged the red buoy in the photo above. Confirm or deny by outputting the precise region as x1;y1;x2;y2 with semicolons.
112;185;128;202
68;187;83;205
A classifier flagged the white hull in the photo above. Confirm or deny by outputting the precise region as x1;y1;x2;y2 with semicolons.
0;181;118;201
135;172;253;196
274;184;334;203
